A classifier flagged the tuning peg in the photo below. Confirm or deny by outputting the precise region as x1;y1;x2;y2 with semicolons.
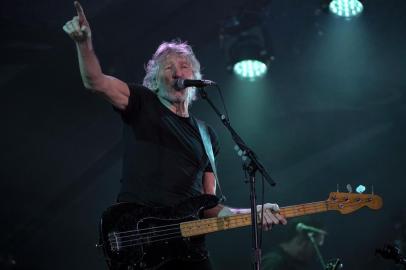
346;184;353;193
356;185;366;194
336;184;339;192
371;185;374;195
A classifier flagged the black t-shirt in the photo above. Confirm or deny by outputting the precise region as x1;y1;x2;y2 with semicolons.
117;84;219;206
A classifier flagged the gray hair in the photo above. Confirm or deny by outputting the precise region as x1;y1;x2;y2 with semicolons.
142;40;202;104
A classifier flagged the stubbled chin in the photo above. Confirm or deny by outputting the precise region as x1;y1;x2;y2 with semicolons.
172;94;187;103
164;89;187;103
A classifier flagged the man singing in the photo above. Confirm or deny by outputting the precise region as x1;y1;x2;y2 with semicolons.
63;2;286;269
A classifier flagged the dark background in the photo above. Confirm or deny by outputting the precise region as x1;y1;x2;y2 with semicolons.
1;0;405;269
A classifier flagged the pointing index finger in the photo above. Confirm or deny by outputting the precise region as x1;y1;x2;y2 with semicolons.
74;1;87;21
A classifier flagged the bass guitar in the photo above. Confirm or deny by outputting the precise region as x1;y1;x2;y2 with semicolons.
98;191;382;270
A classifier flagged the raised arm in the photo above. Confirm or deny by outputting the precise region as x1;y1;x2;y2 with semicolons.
63;1;130;110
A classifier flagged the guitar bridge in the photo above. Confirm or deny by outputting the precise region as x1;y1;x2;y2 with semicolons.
108;231;121;252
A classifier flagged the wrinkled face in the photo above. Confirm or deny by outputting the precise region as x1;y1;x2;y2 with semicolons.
156;53;194;103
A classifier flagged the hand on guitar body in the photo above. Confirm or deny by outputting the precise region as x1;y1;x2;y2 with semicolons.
217;203;287;231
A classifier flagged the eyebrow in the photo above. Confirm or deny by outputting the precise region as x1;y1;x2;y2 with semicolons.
162;56;192;67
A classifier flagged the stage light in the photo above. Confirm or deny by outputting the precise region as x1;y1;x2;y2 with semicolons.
329;0;364;18
233;60;267;80
220;12;273;81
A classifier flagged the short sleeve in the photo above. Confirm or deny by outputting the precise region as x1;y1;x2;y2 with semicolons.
115;83;149;123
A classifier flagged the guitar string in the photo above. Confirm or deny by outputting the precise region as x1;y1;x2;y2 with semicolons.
109;201;371;249
111;231;182;246
109;208;299;245
109;226;181;241
111;197;352;247
110;200;328;236
109;222;181;236
109;199;368;241
113;235;184;250
107;200;369;247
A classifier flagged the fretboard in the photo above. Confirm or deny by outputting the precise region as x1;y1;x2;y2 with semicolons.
180;200;328;237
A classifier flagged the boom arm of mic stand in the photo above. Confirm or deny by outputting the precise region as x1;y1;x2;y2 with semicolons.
198;88;276;186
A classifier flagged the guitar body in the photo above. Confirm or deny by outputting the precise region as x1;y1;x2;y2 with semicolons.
98;195;219;270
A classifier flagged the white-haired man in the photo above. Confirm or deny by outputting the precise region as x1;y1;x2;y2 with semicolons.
63;2;286;269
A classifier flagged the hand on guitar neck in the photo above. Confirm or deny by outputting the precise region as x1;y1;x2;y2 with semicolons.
217;203;287;231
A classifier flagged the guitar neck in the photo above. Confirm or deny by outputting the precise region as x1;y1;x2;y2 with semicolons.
180;200;328;237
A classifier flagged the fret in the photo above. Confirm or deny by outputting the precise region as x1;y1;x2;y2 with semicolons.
279;201;328;218
181;214;252;237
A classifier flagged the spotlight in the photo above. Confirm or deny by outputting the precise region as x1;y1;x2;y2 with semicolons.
329;0;364;18
220;13;273;81
233;60;267;80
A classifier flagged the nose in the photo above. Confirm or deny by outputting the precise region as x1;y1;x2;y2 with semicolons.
172;67;184;79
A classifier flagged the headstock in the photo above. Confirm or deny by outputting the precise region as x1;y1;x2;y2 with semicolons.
327;192;383;214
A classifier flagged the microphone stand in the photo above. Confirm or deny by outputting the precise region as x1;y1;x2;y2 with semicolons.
198;88;276;270
307;232;326;269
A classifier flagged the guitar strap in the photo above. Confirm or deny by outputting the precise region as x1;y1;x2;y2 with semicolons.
196;119;226;202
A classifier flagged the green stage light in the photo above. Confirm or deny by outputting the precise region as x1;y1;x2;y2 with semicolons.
225;31;272;81
329;0;363;18
220;13;273;82
233;59;267;81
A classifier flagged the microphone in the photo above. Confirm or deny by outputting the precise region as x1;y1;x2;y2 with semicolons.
173;78;216;91
296;222;327;235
